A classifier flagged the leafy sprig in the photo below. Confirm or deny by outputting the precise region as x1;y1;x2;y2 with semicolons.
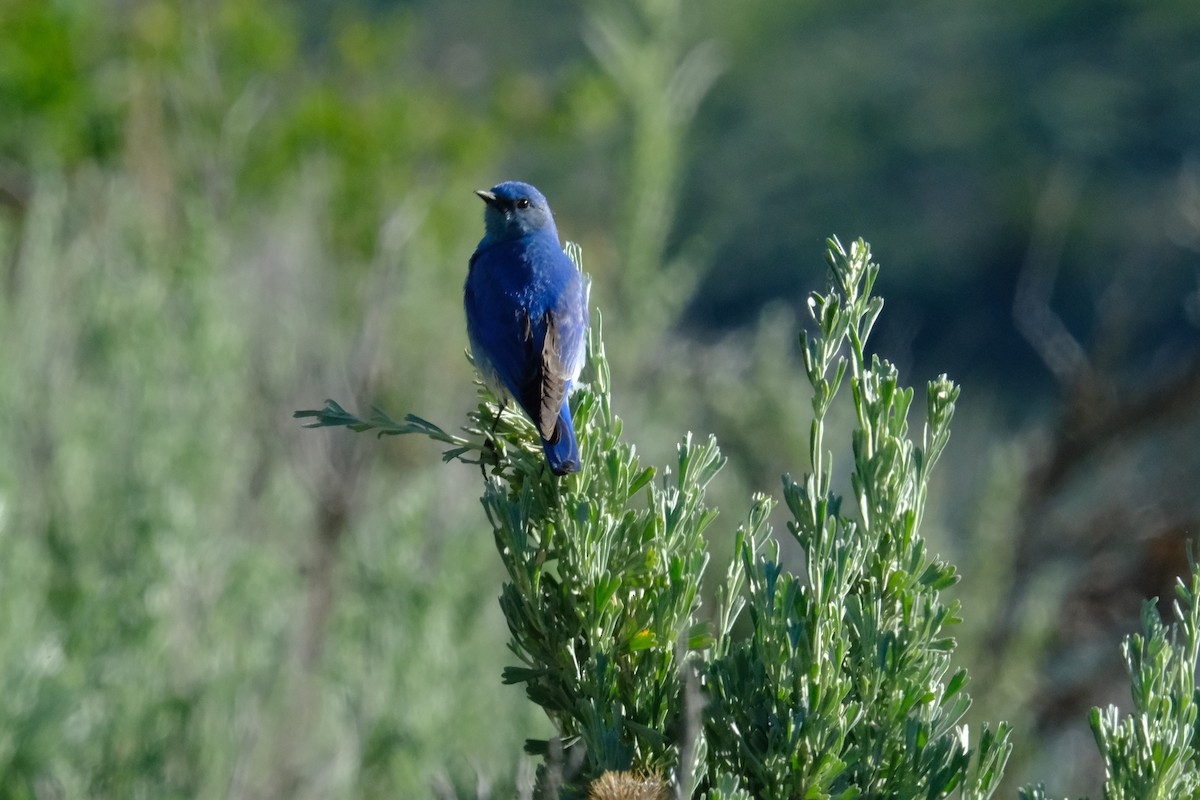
1081;548;1200;799
702;237;1011;800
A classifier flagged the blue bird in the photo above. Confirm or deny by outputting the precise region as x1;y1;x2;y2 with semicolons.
464;181;589;475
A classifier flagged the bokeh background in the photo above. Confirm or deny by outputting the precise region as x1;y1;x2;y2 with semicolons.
1;0;1198;797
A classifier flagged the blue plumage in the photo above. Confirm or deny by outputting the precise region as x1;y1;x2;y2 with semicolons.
464;181;589;475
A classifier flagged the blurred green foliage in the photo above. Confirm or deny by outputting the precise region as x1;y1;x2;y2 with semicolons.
0;0;121;164
0;2;532;797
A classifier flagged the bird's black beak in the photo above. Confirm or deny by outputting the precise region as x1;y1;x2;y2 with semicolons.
475;189;499;207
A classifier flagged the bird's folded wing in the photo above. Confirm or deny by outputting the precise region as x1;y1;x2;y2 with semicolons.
536;313;569;443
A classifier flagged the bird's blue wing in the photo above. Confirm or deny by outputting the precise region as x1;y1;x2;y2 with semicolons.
549;274;588;380
464;261;546;421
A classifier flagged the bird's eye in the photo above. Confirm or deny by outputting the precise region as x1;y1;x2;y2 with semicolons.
516;198;531;209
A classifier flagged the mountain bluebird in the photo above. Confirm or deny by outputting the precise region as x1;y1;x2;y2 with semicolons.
464;181;589;475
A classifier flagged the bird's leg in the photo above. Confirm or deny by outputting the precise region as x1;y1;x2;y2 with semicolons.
480;400;507;478
489;400;507;439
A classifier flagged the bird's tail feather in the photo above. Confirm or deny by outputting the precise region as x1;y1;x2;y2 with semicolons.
542;401;581;476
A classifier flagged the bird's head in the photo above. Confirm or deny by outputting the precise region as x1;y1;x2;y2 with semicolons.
475;181;557;242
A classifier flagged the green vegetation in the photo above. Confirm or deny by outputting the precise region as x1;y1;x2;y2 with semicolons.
700;240;1011;800
303;238;1200;799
